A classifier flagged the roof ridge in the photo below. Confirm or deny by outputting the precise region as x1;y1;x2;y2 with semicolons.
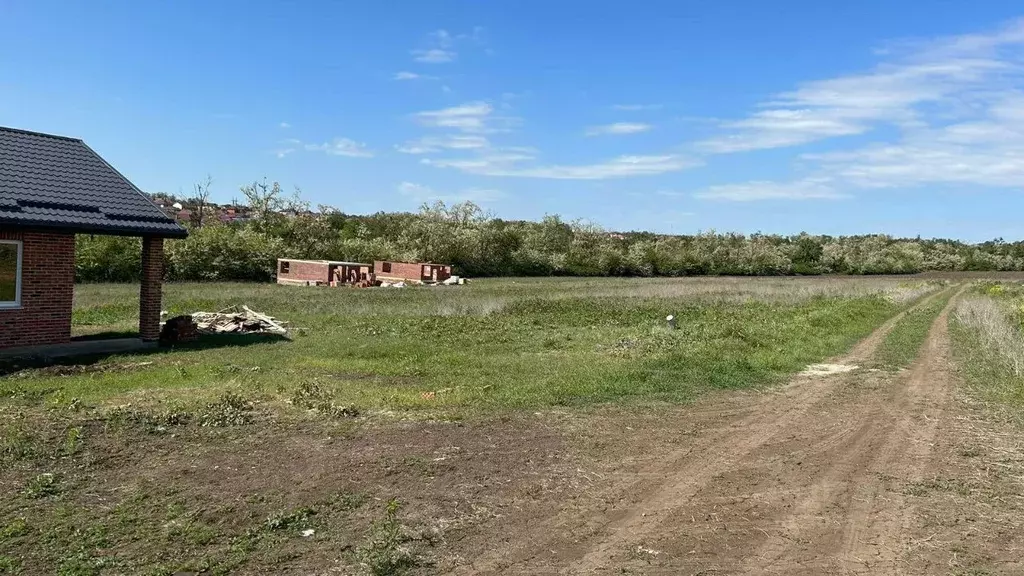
0;125;82;142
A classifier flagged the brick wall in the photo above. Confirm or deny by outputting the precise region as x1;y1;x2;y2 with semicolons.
0;230;75;348
374;261;453;283
276;259;330;284
139;237;164;342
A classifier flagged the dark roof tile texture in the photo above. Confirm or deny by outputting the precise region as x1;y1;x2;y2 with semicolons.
0;127;187;237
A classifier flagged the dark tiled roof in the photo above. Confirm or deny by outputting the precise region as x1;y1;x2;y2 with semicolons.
0;126;187;238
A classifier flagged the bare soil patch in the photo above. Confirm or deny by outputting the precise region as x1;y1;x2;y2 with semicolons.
1;413;578;574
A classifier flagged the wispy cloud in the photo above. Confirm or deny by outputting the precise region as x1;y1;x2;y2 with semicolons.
413;101;517;133
410;29;459;63
279;122;291;129
408;28;486;65
410;102;692;179
425;153;700;180
396;134;489;154
612;104;663;111
693;17;1024;198
393;71;434;81
397;181;504;204
585;122;652;136
273;138;302;158
694;179;849;201
698;110;865;153
698;20;1024;154
412;48;456;63
303;137;374;158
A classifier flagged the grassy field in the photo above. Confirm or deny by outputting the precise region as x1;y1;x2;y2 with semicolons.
12;277;940;413
1;277;950;575
951;283;1024;418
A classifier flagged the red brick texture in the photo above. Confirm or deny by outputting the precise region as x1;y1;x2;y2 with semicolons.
139;237;164;342
374;261;453;283
276;260;373;286
277;259;331;284
0;230;75;348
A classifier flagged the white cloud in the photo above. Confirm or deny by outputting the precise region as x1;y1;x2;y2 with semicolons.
279;122;291;129
692;17;1024;197
697;19;1024;154
413;101;516;133
613;104;663;111
425;153;700;180
699;110;865;153
408;28;485;65
394;71;426;80
410;29;460;63
412;48;456;63
410;103;693;179
304;138;374;158
585;122;652;136
397;181;504;204
396;134;489;154
694;179;850;201
274;148;295;159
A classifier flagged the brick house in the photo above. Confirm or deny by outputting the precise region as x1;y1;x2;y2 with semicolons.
0;126;187;351
374;261;452;284
276;258;372;286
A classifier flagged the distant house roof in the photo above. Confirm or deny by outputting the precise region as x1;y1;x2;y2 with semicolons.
0;126;187;238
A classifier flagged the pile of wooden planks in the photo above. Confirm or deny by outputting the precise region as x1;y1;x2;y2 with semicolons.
191;305;289;335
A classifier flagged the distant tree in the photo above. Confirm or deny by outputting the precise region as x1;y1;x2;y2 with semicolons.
185;174;213;228
241;178;284;221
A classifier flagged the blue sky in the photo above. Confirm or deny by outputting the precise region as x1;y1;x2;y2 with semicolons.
3;1;1024;240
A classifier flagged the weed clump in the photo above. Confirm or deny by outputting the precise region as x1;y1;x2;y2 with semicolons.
198;392;254;427
293;381;360;418
264;506;316;532
62;427;84;456
1;518;28;541
1;424;37;463
23;473;61;499
357;499;416;576
105;406;192;433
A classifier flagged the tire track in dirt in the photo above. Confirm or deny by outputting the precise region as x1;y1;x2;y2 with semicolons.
723;286;963;575
445;288;952;575
836;287;964;574
559;287;958;576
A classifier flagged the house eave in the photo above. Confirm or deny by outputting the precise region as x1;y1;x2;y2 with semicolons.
0;220;188;239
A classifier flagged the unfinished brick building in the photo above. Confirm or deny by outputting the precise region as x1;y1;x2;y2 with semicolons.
374;261;453;284
0;126;187;353
276;259;373;286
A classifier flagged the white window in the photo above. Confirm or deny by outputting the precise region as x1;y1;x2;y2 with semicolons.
0;240;22;308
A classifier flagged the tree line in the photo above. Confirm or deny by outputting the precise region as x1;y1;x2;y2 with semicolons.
73;182;1024;282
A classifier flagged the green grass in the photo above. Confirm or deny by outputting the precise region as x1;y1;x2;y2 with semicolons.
2;278;930;414
950;286;1024;415
873;288;954;369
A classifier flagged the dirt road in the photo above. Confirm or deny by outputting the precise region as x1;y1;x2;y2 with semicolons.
446;288;1024;575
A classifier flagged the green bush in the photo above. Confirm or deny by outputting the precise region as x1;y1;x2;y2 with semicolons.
73;192;1024;283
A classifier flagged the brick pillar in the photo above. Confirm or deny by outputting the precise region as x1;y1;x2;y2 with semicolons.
139;237;164;342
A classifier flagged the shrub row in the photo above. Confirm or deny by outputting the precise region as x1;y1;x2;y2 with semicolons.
75;201;1024;282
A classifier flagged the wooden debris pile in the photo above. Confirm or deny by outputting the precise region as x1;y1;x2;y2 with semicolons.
191;306;289;336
